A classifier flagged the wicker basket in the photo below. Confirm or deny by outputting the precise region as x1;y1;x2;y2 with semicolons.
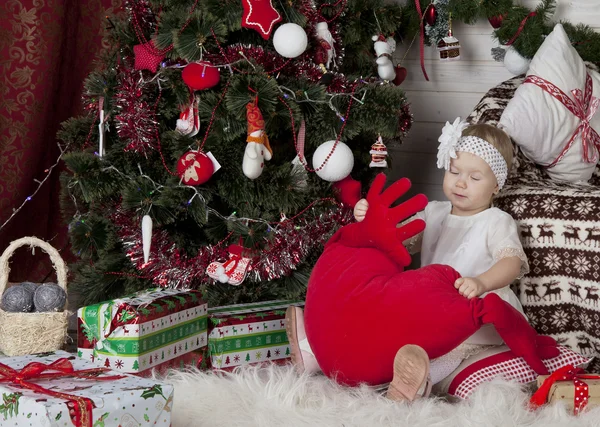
0;237;69;356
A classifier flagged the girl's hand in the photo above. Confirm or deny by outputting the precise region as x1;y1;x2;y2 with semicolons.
454;277;486;299
353;198;369;222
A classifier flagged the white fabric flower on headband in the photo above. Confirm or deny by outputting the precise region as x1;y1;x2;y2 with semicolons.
437;117;469;170
435;117;509;189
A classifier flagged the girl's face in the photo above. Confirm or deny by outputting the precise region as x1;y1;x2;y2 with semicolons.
443;151;499;216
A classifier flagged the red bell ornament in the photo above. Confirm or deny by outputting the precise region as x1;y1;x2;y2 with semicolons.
181;61;220;90
425;4;438;27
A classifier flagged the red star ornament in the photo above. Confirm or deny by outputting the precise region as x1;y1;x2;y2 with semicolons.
241;0;282;40
134;41;164;72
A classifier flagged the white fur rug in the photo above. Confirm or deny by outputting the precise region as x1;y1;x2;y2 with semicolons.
157;364;600;427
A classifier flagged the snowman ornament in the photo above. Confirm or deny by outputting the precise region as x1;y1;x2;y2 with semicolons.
373;35;396;82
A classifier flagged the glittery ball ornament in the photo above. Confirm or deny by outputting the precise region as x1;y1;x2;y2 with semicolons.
33;283;67;312
182;61;220;90
1;285;34;312
312;140;354;182
177;151;214;185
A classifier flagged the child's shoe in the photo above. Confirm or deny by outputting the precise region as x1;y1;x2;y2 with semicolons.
387;345;432;401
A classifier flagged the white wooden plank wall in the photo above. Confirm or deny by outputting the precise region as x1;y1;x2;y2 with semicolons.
389;0;600;201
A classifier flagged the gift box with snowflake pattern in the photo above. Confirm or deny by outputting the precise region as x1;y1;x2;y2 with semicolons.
77;287;207;374
208;300;303;370
0;350;173;427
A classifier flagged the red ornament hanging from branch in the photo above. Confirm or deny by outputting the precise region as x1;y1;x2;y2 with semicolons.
425;4;438;27
177;151;215;186
181;61;220;90
488;14;505;29
241;0;282;40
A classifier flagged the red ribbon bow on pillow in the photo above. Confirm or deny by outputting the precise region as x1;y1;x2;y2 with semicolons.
530;364;600;415
524;73;600;166
0;357;124;427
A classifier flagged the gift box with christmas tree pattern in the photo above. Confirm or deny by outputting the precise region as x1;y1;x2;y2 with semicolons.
0;350;173;427
208;300;303;370
137;347;209;377
77;287;207;374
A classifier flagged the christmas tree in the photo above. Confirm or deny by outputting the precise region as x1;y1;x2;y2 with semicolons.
59;0;412;306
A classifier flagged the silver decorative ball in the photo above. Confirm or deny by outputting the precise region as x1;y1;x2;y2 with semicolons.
1;286;34;312
33;283;67;312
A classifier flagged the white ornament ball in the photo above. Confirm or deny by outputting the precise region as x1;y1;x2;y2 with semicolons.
273;23;308;58
312;140;354;182
503;47;531;75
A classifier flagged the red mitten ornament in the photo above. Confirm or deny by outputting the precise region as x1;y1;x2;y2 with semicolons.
206;244;252;285
177;151;214;185
182;62;220;90
241;0;282;40
134;41;164;72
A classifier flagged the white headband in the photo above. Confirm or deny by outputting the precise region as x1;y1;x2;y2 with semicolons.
436;118;508;189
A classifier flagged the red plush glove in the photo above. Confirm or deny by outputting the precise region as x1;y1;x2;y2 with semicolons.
331;173;428;268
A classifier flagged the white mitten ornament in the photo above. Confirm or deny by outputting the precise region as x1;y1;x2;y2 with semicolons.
206;244;252;285
373;35;396;81
243;100;273;180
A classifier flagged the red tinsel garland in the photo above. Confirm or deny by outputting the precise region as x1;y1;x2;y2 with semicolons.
123;0;156;34
299;0;345;68
203;44;356;93
114;203;353;288
113;68;159;155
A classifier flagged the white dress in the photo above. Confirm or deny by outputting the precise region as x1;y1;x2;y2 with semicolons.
407;201;529;346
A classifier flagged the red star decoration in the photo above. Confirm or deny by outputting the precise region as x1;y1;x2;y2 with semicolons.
241;0;282;40
133;41;164;72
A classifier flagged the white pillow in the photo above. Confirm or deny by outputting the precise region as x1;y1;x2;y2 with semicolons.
499;24;600;182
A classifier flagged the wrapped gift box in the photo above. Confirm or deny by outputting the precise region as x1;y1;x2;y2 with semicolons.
536;371;600;413
137;347;209;377
78;287;207;374
208;300;303;370
0;350;173;427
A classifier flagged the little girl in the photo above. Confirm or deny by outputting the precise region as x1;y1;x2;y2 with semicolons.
286;118;531;400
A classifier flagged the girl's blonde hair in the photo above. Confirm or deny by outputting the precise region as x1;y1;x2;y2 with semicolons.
462;124;513;172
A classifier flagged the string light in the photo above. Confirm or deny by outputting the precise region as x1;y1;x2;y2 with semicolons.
0;141;70;233
90;161;330;234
